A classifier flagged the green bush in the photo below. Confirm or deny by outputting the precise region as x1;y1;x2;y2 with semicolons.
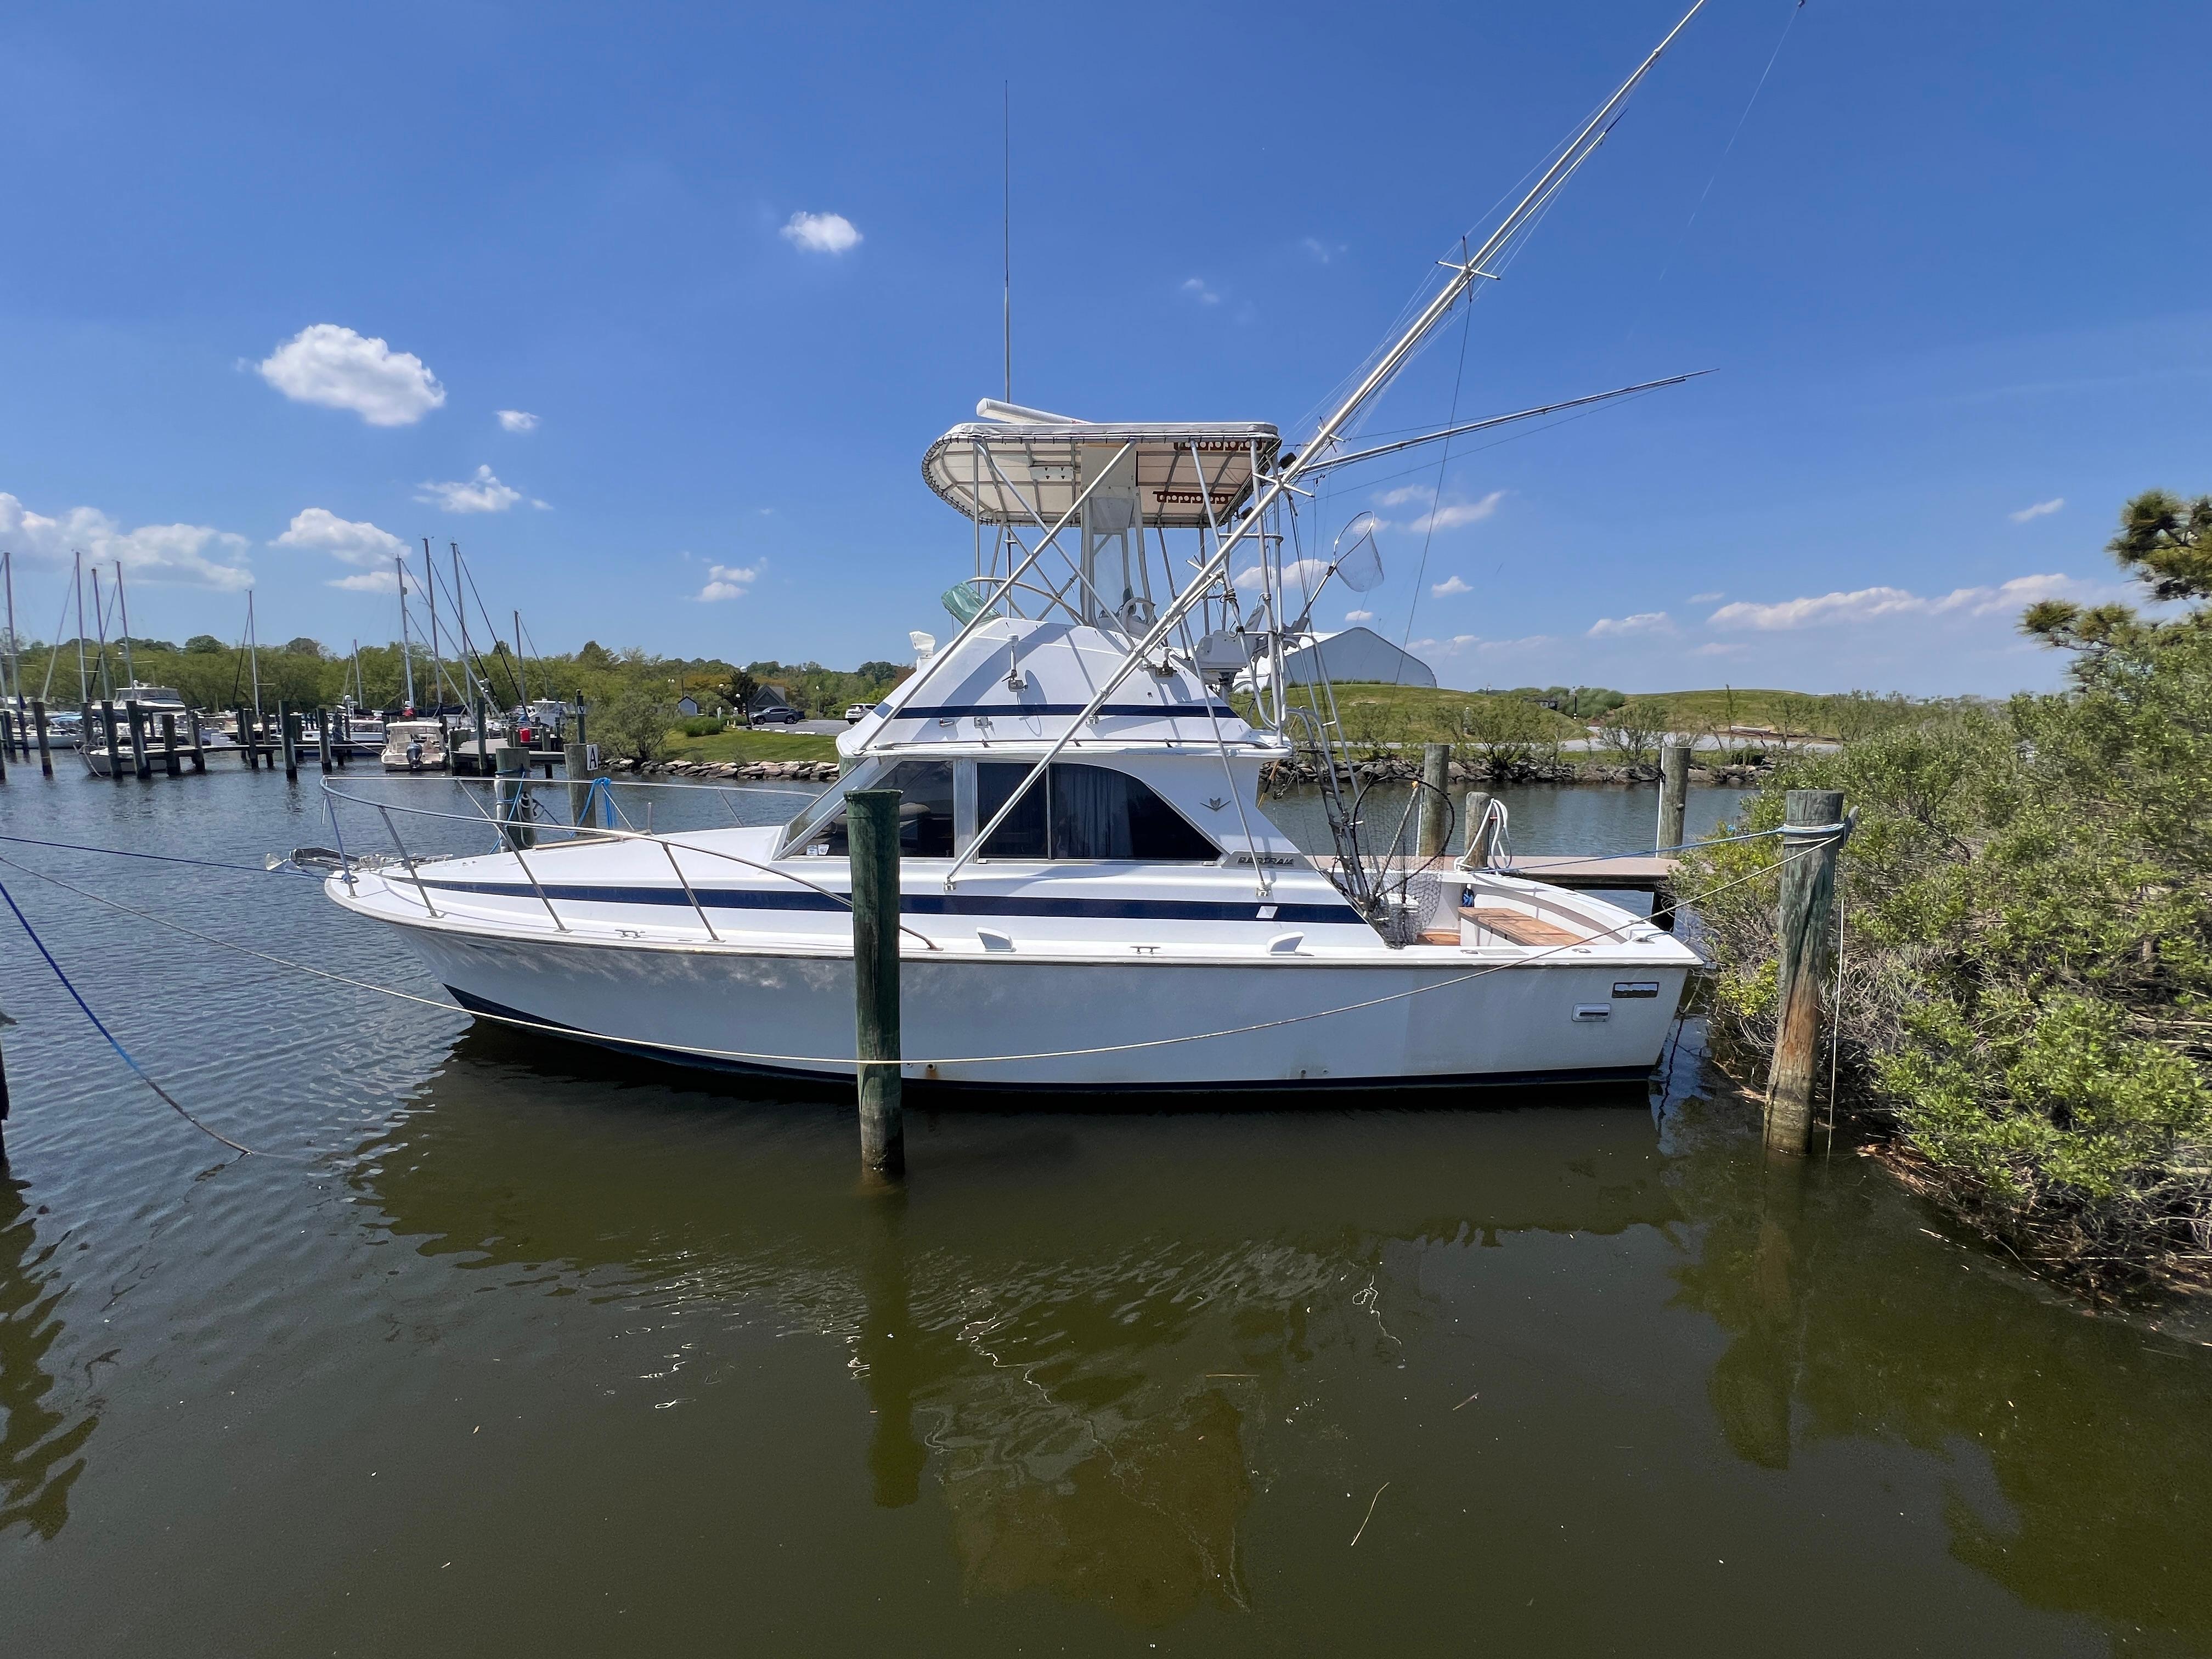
678;714;726;737
1689;494;2212;1291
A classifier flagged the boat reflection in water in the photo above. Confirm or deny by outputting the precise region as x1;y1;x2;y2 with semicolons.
342;1023;2212;1646
0;1177;99;1540
354;1029;1680;1623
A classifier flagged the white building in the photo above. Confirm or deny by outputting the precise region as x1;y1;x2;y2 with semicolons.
1241;626;1436;692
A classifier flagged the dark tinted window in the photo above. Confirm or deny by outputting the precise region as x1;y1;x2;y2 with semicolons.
979;763;1216;861
817;761;955;857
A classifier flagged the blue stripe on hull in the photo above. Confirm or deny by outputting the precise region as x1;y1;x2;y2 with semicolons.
416;877;1362;926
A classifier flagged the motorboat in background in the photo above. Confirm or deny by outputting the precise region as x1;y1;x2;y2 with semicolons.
381;719;452;772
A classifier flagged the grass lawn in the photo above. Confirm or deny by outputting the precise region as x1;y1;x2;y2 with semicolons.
661;727;840;764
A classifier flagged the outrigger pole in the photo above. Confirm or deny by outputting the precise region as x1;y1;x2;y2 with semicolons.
945;0;1709;890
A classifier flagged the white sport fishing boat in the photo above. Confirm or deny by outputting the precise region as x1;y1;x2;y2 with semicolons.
325;8;1709;1090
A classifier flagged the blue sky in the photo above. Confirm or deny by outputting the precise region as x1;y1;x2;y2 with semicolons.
3;0;2207;696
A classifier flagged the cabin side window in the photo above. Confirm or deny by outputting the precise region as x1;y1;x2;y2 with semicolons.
976;762;1217;861
808;761;956;857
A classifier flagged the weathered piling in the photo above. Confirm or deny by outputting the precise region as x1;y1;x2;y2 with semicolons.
32;699;51;777
160;713;180;777
494;744;535;849
0;715;8;782
317;708;335;773
126;699;150;780
1462;789;1496;866
236;707;255;768
1765;788;1848;1156
1652;742;1691;930
99;701;121;781
188;711;205;772
473;693;489;778
848;788;904;1183
1656;742;1689;850
1417;743;1451;858
281;704;300;782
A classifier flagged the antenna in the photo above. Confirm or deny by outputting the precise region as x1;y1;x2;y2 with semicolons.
1003;81;1012;403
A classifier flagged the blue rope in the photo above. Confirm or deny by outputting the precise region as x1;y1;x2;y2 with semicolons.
0;876;256;1155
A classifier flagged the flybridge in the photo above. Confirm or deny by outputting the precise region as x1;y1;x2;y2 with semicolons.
922;404;1281;531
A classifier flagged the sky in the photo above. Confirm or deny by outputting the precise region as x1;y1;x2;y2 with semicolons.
2;0;2208;697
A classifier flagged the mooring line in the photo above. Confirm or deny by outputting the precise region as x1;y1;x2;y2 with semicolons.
0;876;258;1156
0;839;1829;1073
0;832;320;878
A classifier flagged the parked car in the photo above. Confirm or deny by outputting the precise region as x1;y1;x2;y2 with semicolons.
753;705;802;725
844;704;870;723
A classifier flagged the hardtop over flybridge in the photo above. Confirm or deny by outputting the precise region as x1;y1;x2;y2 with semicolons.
321;2;1714;1090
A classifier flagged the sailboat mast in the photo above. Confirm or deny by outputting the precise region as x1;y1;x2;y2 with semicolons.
397;555;417;710
73;552;89;702
2;549;19;720
420;537;447;707
114;561;136;686
351;639;364;709
450;541;475;702
247;589;263;721
91;566;112;699
512;611;529;709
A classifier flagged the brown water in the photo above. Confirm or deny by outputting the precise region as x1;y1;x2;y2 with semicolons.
2;765;2209;1656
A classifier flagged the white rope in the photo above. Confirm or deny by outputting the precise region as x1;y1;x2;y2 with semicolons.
0;839;1823;1073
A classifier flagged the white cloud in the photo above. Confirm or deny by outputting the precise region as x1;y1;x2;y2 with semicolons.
256;324;445;426
1375;488;1506;535
780;211;861;254
1431;575;1472;597
1587;611;1673;638
693;561;761;602
1180;276;1221;305
1690;641;1745;657
273;506;405;569
1412;632;1553;657
417;464;525;514
1688;590;1724;603
1344;608;1374;623
0;490;251;589
329;570;400;594
1300;236;1346;264
496;409;540;433
1707;573;2077;631
2010;496;2064;523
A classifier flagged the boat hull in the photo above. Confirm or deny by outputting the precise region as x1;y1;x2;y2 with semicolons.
383;921;1689;1092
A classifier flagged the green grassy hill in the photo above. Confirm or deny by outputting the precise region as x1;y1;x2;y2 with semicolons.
661;728;839;764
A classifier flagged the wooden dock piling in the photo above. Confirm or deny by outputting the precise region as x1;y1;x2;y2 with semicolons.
0;714;8;782
98;701;121;781
1417;743;1451;858
188;710;205;772
317;708;335;773
32;699;51;777
1656;742;1689;850
160;713;180;777
1653;742;1690;929
281;704;300;781
126;699;150;780
1463;790;1496;866
1765;789;1847;1156
848;788;905;1183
